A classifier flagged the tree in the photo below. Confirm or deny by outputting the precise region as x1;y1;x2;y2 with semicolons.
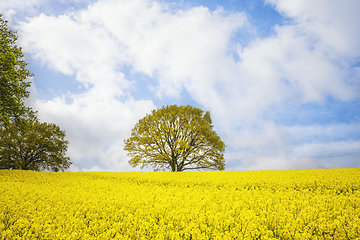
0;14;33;127
124;105;226;172
0;117;72;171
0;14;71;171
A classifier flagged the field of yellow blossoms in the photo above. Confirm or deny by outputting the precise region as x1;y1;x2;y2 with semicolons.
1;168;359;239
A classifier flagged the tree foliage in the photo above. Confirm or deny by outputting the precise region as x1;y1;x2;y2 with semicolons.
124;105;225;172
0;14;33;127
0;117;72;171
0;14;71;171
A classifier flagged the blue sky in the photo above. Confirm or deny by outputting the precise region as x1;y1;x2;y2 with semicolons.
1;0;359;171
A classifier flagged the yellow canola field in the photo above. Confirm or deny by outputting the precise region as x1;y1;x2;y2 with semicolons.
0;168;359;239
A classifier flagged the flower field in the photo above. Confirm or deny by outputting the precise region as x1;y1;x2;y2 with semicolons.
1;168;359;239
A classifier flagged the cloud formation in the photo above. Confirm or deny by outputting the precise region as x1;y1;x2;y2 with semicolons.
4;0;359;171
17;0;249;171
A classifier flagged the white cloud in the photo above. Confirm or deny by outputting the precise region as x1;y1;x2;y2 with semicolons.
81;165;102;172
15;0;360;171
265;0;360;58
236;155;320;171
225;122;360;171
68;165;80;172
293;141;360;159
84;0;248;100
210;0;359;170
285;123;360;143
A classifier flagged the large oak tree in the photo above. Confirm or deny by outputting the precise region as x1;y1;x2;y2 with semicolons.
124;105;225;172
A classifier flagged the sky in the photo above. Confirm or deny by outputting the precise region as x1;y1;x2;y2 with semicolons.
1;0;359;172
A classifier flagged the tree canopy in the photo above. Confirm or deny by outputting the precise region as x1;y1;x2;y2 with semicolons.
0;14;71;171
124;105;225;172
0;117;71;171
0;14;33;127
